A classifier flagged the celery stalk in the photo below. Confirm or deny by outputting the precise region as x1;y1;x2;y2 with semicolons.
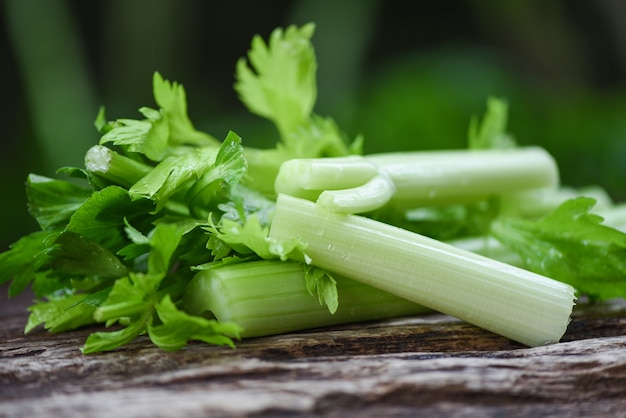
85;145;152;187
273;146;560;213
182;260;430;338
365;146;559;206
274;156;378;200
268;194;576;347
316;173;396;214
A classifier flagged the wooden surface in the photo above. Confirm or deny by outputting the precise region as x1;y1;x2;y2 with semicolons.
2;297;626;418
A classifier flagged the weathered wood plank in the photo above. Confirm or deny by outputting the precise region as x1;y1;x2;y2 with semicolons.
1;300;626;418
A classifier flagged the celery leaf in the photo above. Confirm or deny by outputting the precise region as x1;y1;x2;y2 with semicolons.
26;174;92;231
66;185;154;251
0;231;58;296
235;23;317;138
304;265;338;314
148;294;242;351
185;131;248;218
491;197;626;300
152;72;219;148
81;311;151;354
468;97;516;150
25;293;97;334
48;231;128;279
101;72;219;162
208;215;305;261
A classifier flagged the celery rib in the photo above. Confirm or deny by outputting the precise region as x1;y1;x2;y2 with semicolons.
274;156;378;200
182;260;430;338
316;173;396;214
85;145;152;187
365;146;559;206
273;146;560;213
268;194;576;347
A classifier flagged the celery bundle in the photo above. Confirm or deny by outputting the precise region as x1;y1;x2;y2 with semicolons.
2;24;625;354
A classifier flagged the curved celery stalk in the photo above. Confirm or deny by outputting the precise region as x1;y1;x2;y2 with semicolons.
268;194;576;347
274;156;378;200
317;173;396;214
365;146;560;207
182;260;430;338
273;147;560;214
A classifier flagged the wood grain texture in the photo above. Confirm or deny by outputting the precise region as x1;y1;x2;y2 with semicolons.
2;300;626;418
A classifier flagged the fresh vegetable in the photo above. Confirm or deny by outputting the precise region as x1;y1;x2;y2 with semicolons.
182;259;431;338
268;194;575;347
1;23;625;353
275;146;559;213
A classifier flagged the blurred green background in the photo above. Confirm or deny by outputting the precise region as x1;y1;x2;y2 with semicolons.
1;0;625;254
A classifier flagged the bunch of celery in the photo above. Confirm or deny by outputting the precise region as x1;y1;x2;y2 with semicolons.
1;24;625;354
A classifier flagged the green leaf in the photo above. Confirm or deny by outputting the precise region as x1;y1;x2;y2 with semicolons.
48;231;128;279
0;231;58;297
100;118;153;153
81;311;151;354
84;219;195;352
491;197;626;300
26;174;93;231
137;106;170;162
468;97;516;150
152;72;219;148
25;293;97;334
304;265;338;314
66;185;154;251
399;200;498;241
235;23;317;139
147;294;242;351
146;222;186;276
208;214;305;261
206;234;233;261
94;105;110;134
116;219;151;261
185;131;248;218
234;24;359;196
129;147;219;213
93;272;161;323
287;114;362;158
100;73;219;163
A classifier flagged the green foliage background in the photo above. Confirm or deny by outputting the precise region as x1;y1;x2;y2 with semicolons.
1;0;625;253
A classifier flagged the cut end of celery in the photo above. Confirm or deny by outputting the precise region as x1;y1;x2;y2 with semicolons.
182;270;227;321
85;145;112;173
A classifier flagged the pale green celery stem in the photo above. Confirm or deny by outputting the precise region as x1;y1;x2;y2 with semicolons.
365;146;559;206
242;147;289;196
182;260;430;338
268;194;576;347
85;145;152;188
317;173;396;214
274;156;378;200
